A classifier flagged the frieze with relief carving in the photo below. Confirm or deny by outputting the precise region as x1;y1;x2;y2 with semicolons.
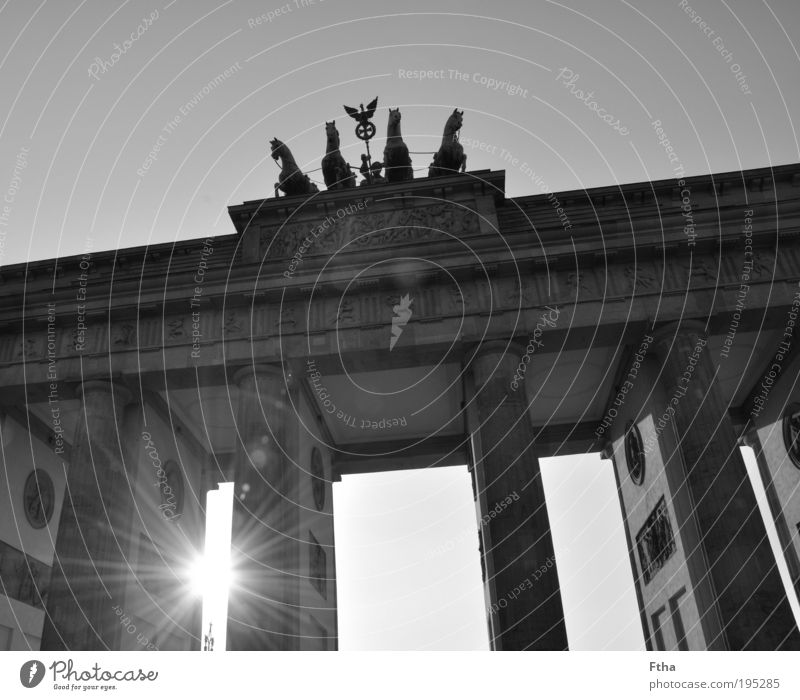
223;311;244;335
275;305;297;330
111;322;136;347
327;298;358;327
16;337;40;360
624;264;658;293
260;203;481;259
564;270;595;300
750;249;776;278
503;277;534;307
4;244;800;365
445;284;474;313
166;319;186;341
692;258;720;284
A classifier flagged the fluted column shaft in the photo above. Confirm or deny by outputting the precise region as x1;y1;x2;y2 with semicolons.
471;343;568;650
227;364;294;650
41;381;131;650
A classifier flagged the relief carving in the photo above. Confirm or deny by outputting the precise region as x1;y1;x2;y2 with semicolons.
565;271;593;298
691;258;719;283
504;277;534;307
167;318;185;340
624;265;657;292
111;322;136;346
275;305;297;329
70;328;82;352
445;284;473;313
261;203;480;258
750;250;775;278
224;311;243;335
16;337;39;360
329;298;357;326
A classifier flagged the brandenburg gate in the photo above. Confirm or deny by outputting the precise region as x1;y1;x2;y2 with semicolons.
2;143;800;650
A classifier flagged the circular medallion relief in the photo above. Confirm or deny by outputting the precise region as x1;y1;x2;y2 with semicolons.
161;460;185;520
624;420;645;485
23;470;55;529
782;403;800;468
310;448;326;511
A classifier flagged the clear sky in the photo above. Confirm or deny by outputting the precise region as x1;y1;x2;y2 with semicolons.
1;1;799;266
334;466;490;651
2;0;800;651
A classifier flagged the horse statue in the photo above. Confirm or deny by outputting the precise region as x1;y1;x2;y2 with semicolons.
383;108;413;182
428;108;467;177
270;138;318;197
321;121;356;190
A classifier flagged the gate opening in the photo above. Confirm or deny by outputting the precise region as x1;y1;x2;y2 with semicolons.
333;465;489;650
540;452;647;650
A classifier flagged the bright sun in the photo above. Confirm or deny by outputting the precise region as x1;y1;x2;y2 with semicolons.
189;553;232;599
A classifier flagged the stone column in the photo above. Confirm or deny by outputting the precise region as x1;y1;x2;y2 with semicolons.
470;342;568;650
41;381;132;650
227;364;297;650
652;321;800;650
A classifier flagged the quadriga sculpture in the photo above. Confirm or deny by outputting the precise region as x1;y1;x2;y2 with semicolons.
428;108;467;177
383;108;413;182
270;138;318;197
321;121;356;190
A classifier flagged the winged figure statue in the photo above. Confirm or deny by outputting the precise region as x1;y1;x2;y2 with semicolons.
343;97;378;141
